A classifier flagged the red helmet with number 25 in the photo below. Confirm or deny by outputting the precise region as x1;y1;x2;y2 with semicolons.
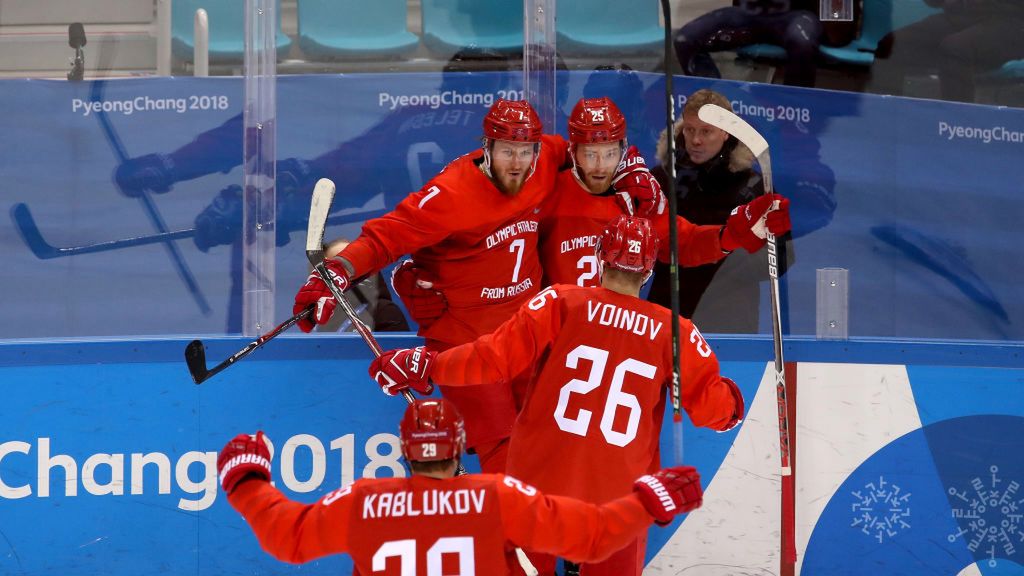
399;398;466;463
596;215;659;281
568;97;627;144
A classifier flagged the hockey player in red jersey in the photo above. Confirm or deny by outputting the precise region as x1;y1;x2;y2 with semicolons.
370;216;745;576
220;398;705;576
539;96;791;287
292;99;572;472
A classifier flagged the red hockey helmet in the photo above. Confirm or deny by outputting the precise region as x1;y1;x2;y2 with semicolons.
483;99;543;143
399;398;466;463
568;97;627;144
596;215;659;277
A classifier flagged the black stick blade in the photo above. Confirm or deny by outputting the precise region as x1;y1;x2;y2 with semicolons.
11;203;59;259
184;339;209;384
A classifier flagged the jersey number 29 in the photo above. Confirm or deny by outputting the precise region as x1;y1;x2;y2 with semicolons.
373;537;474;575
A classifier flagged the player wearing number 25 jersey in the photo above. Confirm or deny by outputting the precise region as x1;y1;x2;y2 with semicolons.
370;216;744;576
539;97;792;288
220;398;705;576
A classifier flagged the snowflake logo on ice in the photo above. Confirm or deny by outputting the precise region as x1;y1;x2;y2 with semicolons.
947;465;1023;567
850;475;912;543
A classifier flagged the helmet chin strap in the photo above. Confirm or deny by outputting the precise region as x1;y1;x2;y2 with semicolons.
481;138;494;178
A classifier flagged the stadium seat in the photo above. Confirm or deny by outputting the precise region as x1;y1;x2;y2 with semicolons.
556;0;662;54
172;0;292;62
298;0;419;59
819;0;941;66
420;0;523;55
736;0;941;67
736;44;787;61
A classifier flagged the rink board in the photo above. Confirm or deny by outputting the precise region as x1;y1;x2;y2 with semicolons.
1;335;1022;575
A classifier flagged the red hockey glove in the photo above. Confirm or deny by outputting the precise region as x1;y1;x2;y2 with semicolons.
391;260;447;331
292;258;350;332
611;146;667;217
217;431;272;495
721;194;780;253
720;377;746;431
369;347;436;396
634;466;703;525
763;196;791;238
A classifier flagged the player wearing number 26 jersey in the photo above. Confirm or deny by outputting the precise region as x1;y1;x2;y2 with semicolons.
220;398;705;576
434;285;741;500
373;216;744;575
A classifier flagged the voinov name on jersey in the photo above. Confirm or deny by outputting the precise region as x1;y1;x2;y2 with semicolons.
586;301;664;341
362;488;487;519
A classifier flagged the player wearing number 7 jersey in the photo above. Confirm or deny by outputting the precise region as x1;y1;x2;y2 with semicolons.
293;99;572;473
371;215;745;576
220;398;704;576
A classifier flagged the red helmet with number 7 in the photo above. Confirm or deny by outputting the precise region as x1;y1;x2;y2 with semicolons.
596;215;659;281
483;99;543;143
399;398;466;463
568;97;627;144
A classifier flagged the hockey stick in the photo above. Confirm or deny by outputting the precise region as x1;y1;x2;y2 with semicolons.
697;103;796;564
10;202;386;260
89;73;211;315
659;0;685;469
304;178;467;475
185;305;314;384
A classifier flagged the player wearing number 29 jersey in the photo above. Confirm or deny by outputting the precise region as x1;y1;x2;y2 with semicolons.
222;399;705;576
229;472;657;575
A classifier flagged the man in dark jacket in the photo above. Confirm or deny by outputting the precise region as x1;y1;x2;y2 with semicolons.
647;89;776;333
873;0;1024;103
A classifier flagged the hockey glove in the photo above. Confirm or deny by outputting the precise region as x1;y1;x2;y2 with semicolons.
391;260;447;331
193;185;242;252
634;466;703;525
719;377;746;432
611;146;667;217
721;194;790;253
762;196;791;238
293;258;351;332
114;153;176;197
218;431;272;495
369;346;436;396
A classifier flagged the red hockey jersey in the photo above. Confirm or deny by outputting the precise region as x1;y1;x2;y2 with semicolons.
432;284;740;504
338;135;569;448
228;472;655;575
340;134;568;348
537;170;726;287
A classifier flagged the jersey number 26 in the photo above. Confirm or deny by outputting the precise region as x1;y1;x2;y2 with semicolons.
553;344;656;447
